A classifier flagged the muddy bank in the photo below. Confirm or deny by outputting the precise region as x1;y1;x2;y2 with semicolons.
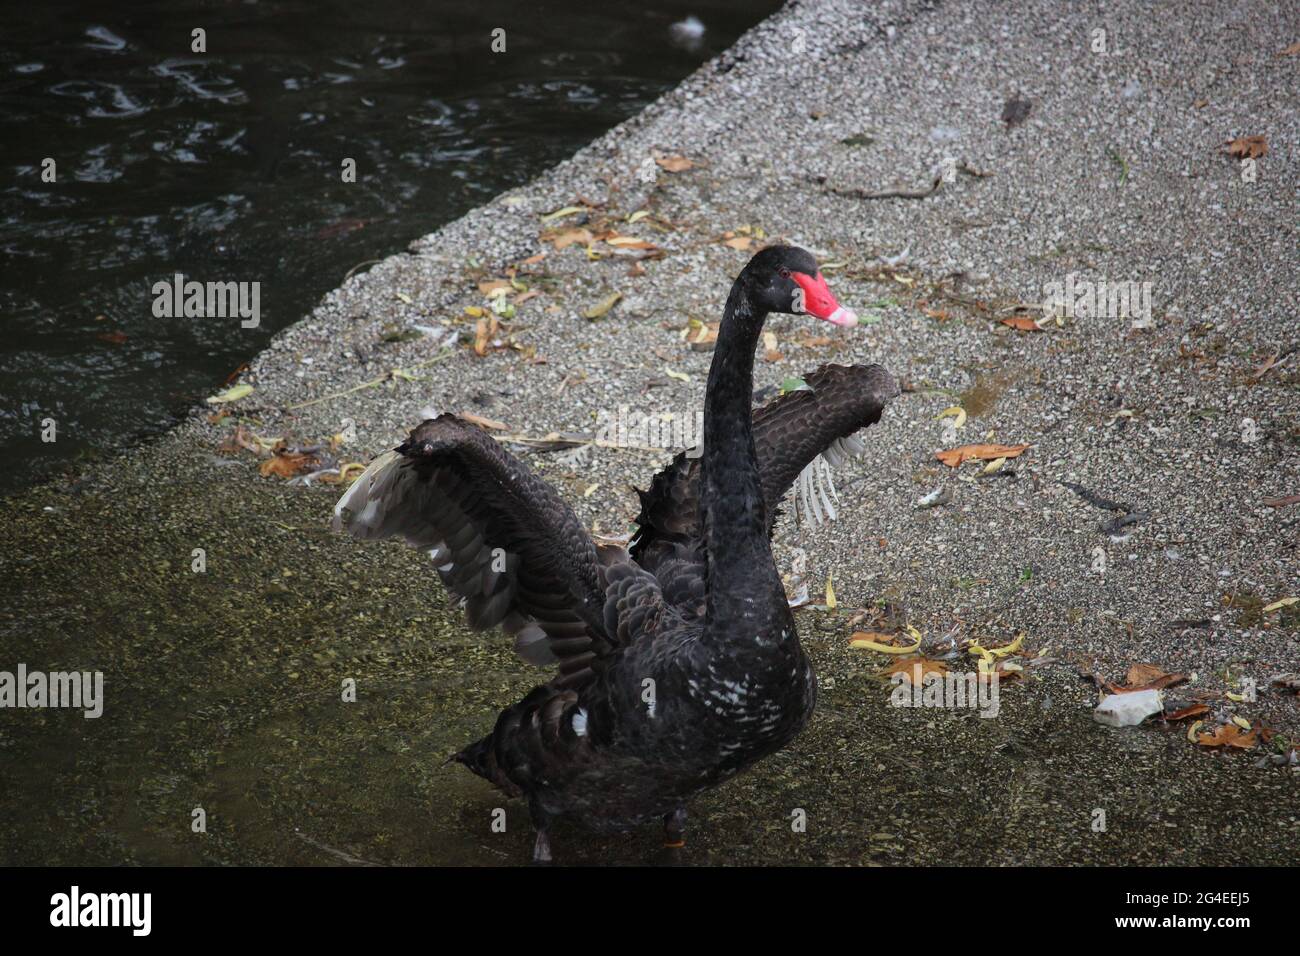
1;440;1294;865
2;0;1298;864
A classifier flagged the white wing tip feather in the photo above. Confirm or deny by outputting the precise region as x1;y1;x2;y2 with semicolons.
796;432;867;526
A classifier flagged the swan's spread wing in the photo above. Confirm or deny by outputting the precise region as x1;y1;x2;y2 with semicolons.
630;363;898;586
333;414;614;687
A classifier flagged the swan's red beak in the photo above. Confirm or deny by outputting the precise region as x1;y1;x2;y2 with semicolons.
792;272;858;327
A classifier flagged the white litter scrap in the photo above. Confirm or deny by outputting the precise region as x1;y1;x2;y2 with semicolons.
1092;689;1163;728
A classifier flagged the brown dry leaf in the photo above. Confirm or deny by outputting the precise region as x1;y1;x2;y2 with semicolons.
1000;316;1044;332
794;333;834;348
723;236;754;251
477;279;512;296
1164;703;1210;722
924;307;954;322
1196;722;1258;749
686;320;719;351
519;252;546;266
935;443;1031;468
459;412;508;431
472;315;501;357
1224;135;1268;159
542;227;593;250
1277;41;1300;56
881;657;950;684
513;290;540;306
1122;663;1189;692
605;235;659;251
763;331;782;362
217;424;262;456
259;451;318;479
1263;493;1300;508
654;154;694;173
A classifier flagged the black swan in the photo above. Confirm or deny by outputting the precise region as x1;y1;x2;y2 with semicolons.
333;245;898;861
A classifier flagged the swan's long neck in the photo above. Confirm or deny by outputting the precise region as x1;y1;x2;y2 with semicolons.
701;281;788;637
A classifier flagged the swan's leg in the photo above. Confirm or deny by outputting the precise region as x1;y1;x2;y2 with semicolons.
663;807;687;848
531;828;553;864
529;800;554;864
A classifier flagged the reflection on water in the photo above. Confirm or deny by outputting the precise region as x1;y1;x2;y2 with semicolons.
0;0;780;495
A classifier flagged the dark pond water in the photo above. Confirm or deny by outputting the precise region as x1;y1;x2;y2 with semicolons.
0;0;780;495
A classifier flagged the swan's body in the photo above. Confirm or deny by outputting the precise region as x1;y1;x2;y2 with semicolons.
333;246;897;859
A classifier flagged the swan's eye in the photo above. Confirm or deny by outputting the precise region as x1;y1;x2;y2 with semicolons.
778;267;791;279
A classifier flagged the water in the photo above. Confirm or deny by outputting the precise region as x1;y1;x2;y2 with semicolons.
0;0;780;496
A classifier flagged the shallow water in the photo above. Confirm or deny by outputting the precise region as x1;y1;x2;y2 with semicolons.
0;0;779;495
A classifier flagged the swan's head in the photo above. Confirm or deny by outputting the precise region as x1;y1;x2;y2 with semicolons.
743;244;858;327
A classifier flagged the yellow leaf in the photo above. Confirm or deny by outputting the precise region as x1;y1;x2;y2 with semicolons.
1262;597;1298;613
849;631;922;655
540;205;585;223
206;383;254;404
936;406;967;428
664;368;690;382
824;572;836;609
1187;719;1204;742
583;292;623;320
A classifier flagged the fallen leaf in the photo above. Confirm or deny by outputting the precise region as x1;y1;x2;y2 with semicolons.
763;331;782;362
1121;663;1188;692
583;292;623;320
1224;135;1268;159
206;383;255;405
1263;597;1298;613
723;236;754;251
779;376;811;395
96;330;129;344
1196;722;1258;749
881;658;950;684
824;572;836;609
686;320;719;351
259;451;318;479
478;279;512;296
850;630;923;655
540;205;586;223
936;406;967;428
459;412;508;430
935;443;1030;468
1164;703;1210;721
1277;41;1300;56
542;227;593;250
1000;316;1044;332
654;154;694;173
